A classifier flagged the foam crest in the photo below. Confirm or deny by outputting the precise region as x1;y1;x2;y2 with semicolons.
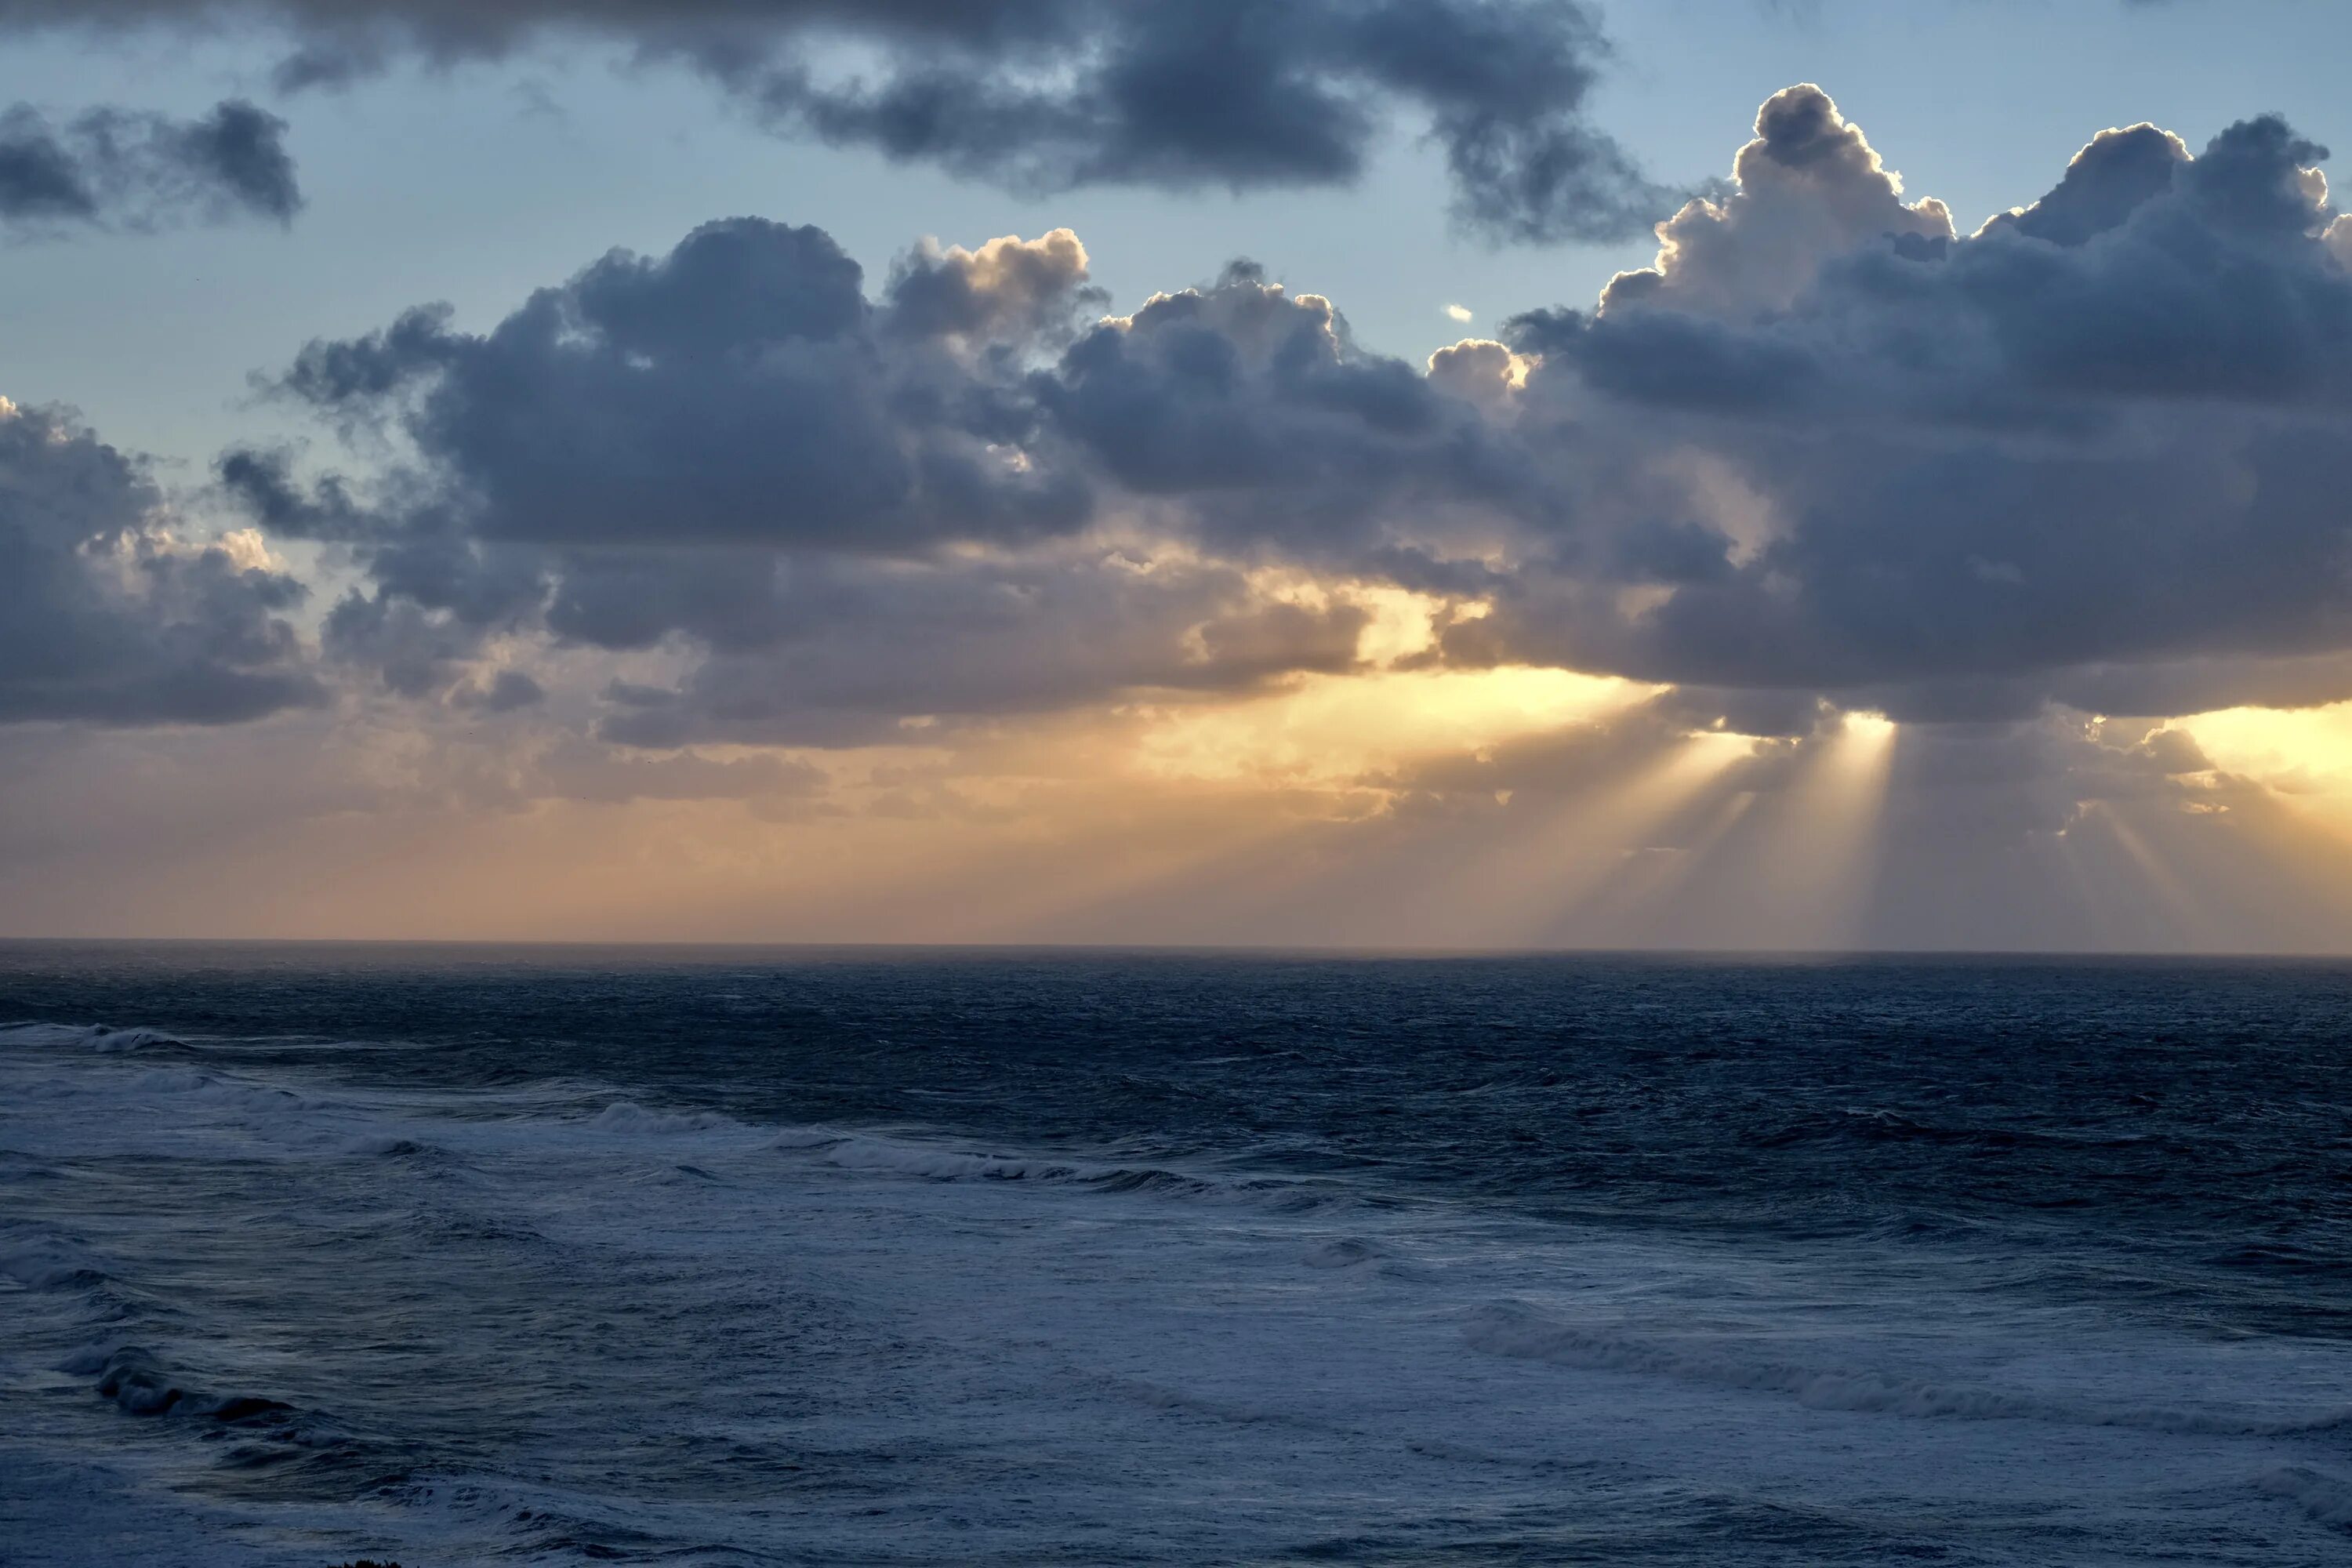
0;1021;189;1054
590;1100;740;1136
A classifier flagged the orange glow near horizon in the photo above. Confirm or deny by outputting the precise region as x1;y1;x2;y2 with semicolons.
36;650;2352;950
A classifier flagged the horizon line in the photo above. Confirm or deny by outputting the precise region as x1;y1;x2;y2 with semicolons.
5;935;2352;964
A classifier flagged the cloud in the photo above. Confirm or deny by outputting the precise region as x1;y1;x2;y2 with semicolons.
1470;88;2352;720
1596;84;1955;318
190;83;2352;761
0;400;323;724
1443;303;1473;323
0;98;299;234
1982;122;2187;249
1035;261;1542;550
452;668;544;713
16;60;2352;948
0;0;1669;243
223;221;1515;739
252;220;1099;556
583;553;1371;748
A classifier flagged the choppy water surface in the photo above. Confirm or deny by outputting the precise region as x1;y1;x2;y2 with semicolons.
4;942;2351;1565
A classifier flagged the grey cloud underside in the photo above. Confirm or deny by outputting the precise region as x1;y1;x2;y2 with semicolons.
0;406;321;724
584;558;1368;750
0;0;1668;243
211;83;2352;746
0;98;299;233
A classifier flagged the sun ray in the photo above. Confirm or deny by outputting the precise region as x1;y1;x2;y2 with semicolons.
1419;729;1754;947
1668;713;1896;949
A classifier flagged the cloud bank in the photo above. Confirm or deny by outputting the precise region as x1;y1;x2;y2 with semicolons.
191;85;2352;752
0;0;1667;242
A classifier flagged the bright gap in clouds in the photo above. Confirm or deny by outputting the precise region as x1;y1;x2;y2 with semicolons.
1133;665;1655;793
2163;702;2352;873
2170;702;2352;804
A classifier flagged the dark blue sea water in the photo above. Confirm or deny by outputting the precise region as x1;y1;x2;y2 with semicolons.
4;942;2350;1565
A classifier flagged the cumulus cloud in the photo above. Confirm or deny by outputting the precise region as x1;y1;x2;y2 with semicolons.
0;0;1668;243
1596;84;1955;318
249;219;1098;556
1982;121;2187;249
223;220;1519;740
0;98;299;234
182;83;2352;763
0;401;321;724
1037;261;1544;550
1472;86;2352;721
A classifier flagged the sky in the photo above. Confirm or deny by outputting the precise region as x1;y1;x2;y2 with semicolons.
8;0;2352;950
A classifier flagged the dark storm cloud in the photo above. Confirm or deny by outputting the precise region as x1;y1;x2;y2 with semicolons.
0;98;300;234
0;0;1668;242
0;403;321;724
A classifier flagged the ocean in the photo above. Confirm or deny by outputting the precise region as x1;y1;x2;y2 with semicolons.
3;942;2350;1565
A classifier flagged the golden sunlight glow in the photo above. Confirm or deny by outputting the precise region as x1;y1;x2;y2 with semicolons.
1345;583;1454;664
2084;801;2223;948
2168;702;2352;804
1132;665;1657;789
1842;710;1896;742
1440;728;1754;943
1733;711;1897;947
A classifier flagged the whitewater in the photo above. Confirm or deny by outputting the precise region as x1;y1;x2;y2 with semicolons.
3;944;2350;1565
